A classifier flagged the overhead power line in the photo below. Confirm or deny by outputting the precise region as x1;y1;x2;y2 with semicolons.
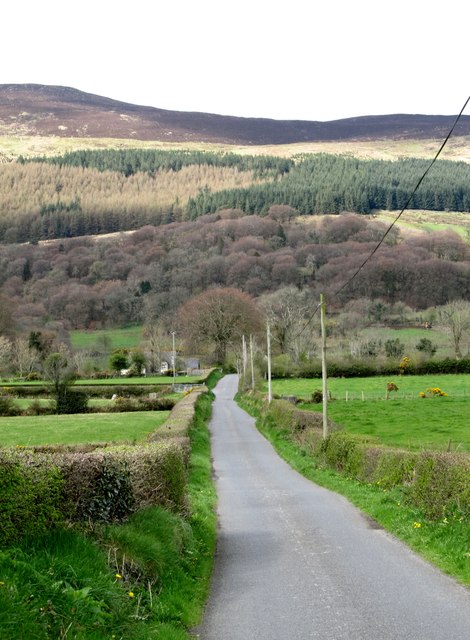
294;94;470;338
333;95;470;297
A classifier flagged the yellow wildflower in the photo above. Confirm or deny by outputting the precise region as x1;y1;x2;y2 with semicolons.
128;592;135;598
115;573;122;580
412;522;421;528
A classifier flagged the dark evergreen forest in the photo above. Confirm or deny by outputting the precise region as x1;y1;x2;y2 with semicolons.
23;149;293;178
186;155;470;217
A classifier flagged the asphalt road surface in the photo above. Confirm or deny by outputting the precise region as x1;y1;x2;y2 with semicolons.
194;375;470;640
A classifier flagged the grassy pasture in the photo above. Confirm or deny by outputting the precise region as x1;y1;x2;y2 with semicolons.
267;374;470;451
376;210;470;241
269;373;469;400
301;398;469;451
0;411;169;447
69;325;143;350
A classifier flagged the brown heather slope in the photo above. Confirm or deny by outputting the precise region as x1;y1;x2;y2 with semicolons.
2;84;470;146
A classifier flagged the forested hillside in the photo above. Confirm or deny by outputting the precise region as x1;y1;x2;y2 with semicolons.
1;150;470;243
1;211;468;335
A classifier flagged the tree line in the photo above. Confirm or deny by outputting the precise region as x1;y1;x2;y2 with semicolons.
21;148;293;178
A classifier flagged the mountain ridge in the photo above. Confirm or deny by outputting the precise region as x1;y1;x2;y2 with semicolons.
1;84;470;145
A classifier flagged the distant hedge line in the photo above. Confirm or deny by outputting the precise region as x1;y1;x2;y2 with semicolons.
258;398;469;520
271;357;470;379
1;384;173;398
0;388;207;546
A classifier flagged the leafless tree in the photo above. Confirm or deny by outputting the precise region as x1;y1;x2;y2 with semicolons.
177;287;262;363
436;300;470;359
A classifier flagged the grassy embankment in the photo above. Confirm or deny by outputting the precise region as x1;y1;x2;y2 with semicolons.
0;371;222;639
238;390;470;587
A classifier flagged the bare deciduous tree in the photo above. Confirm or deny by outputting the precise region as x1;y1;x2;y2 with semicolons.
437;300;470;359
178;288;262;364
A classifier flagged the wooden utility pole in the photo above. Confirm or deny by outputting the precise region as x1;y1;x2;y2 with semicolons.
250;334;255;390
267;320;272;403
320;293;328;439
242;334;247;379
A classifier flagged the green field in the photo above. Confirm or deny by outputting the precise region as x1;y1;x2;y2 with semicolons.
268;374;469;400
267;374;470;451
69;325;143;350
302;398;469;451
0;411;169;447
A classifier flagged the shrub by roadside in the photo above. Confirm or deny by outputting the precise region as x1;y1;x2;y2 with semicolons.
251;396;469;521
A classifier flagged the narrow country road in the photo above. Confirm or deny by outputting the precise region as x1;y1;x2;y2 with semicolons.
194;375;470;640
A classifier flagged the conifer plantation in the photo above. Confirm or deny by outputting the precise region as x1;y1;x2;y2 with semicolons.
1;150;470;243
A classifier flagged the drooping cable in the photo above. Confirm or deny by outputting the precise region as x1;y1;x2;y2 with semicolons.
293;95;470;338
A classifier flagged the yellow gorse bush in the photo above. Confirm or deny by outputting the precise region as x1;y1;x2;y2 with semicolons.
419;387;448;397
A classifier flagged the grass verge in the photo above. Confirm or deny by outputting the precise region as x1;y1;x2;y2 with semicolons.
237;394;470;588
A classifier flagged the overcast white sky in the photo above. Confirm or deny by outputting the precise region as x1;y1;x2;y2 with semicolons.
3;1;468;122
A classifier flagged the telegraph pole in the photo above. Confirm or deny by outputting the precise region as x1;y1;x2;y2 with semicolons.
267;320;272;403
320;293;328;439
171;330;176;387
242;334;247;379
249;334;255;391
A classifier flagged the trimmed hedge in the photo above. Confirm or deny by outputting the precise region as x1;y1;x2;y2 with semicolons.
0;450;64;546
147;388;208;441
0;387;207;546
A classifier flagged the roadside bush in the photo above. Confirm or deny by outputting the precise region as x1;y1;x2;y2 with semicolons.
125;443;188;513
320;432;367;477
60;452;134;522
367;447;417;487
147;388;207;441
56;389;89;414
406;452;470;519
0;387;207;544
0;393;21;416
